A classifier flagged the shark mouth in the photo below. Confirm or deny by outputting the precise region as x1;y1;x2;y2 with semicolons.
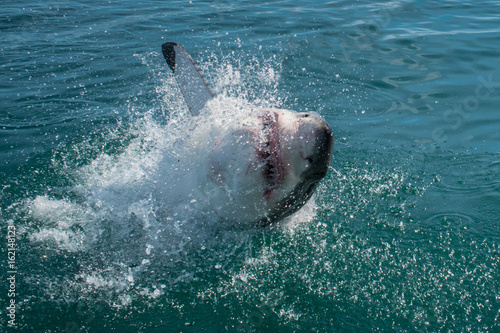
256;111;285;200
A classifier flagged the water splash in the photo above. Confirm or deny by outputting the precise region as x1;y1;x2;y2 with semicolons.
13;49;299;317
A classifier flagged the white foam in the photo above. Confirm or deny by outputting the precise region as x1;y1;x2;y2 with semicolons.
27;195;101;251
280;195;318;233
23;51;320;309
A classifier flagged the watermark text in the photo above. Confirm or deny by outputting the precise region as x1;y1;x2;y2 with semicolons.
6;225;17;328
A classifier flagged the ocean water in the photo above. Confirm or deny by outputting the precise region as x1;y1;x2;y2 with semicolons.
1;0;499;332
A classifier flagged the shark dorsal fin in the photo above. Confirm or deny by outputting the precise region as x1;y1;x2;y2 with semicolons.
162;42;214;116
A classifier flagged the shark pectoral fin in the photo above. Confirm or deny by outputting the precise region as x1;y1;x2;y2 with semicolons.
162;42;214;116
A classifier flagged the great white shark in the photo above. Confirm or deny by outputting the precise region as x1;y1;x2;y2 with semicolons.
162;42;334;226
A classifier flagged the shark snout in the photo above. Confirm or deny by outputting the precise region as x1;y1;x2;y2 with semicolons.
298;113;334;181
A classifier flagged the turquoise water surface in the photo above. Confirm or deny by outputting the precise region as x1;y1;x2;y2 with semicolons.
1;0;499;332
